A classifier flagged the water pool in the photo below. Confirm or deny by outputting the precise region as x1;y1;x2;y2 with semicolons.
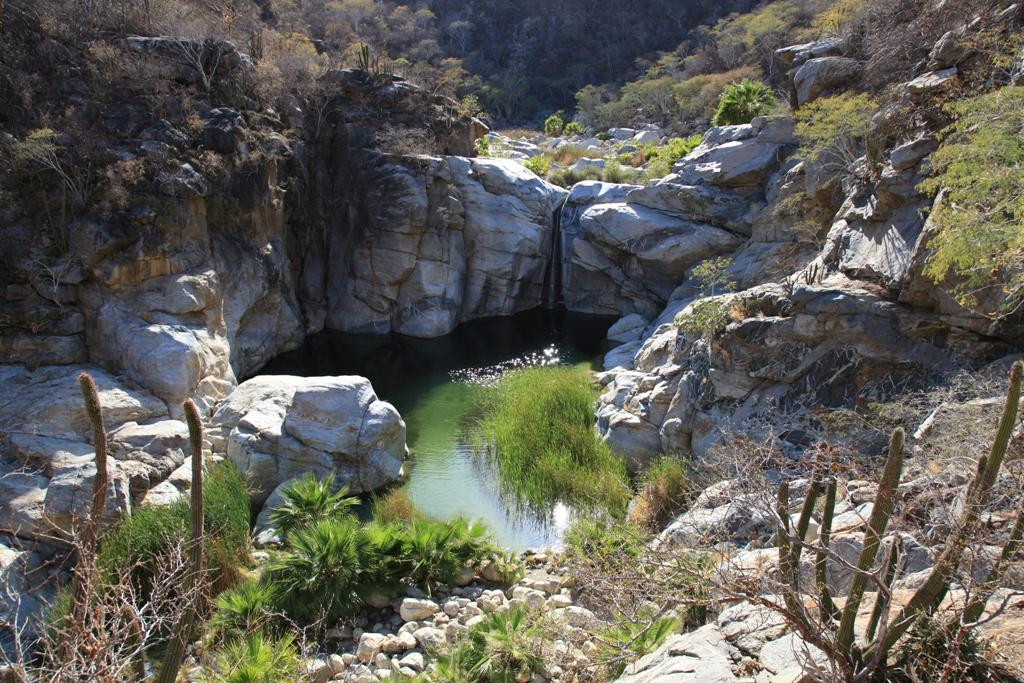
258;308;616;550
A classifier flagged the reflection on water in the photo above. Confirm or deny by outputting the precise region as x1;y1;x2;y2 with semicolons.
258;308;616;550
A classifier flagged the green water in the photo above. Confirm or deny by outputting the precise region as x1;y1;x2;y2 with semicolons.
259;308;616;550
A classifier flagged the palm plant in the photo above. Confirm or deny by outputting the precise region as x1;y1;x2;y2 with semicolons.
268;472;358;541
262;517;369;622
429;606;543;682
712;79;778;126
204;632;300;683
401;518;493;593
466;607;544;682
208;579;280;642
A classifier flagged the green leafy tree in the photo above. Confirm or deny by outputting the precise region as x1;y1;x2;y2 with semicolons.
918;86;1024;316
711;79;778;126
544;111;566;135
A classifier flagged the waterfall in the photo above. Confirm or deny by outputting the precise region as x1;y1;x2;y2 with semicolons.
543;198;566;309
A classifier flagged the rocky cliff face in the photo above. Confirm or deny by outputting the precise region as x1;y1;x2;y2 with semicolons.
593;26;1018;471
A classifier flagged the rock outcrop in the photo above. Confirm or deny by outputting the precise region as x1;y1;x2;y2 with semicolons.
594;51;1010;466
208;375;407;505
327;156;567;337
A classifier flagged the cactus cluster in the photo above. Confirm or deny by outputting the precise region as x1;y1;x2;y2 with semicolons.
776;360;1024;679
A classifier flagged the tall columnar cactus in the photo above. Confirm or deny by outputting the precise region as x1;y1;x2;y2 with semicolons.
775;361;1024;678
815;478;839;623
71;372;109;622
835;427;904;655
868;359;1022;659
155;399;205;683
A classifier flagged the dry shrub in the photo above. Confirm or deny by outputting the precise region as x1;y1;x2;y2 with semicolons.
375;124;437;156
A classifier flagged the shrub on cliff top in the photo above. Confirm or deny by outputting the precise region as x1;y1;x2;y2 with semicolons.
477;365;631;516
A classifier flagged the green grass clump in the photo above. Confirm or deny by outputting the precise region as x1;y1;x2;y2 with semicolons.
523;155;550;177
97;461;251;598
477;365;630;516
371;487;421;524
548;166;603;188
628;456;690;529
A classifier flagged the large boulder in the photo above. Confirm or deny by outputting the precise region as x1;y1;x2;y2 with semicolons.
209;375;407;504
793;56;862;104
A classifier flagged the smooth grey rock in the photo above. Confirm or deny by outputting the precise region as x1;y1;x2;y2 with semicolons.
889;137;938;170
616;624;739;682
606;314;650;344
210;375;406;503
327;156;567;338
793;56;862;104
907;68;958;96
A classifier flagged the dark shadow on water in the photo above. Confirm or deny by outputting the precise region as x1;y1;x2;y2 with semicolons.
257;307;617;550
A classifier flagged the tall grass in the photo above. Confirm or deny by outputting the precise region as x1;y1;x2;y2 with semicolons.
97;461;251;597
371;487;421;524
477;365;630;516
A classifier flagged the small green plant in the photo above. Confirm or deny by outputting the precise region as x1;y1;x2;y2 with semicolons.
431;606;543;681
204;632;301;683
155;398;206;683
548;166;603;188
96;460;250;600
457;94;485;119
596;612;681;677
794;93;878;176
563;120;585;136
268;472;358;541
524;155;550;177
402;517;492;592
674;298;732;337
628;457;690;530
208;579;280;642
564;517;646;562
691;256;735;295
477;365;631;516
596;131;611;141
712;79;778;126
544;111;566;136
263;516;372;622
489;549;526;586
475;136;490;156
602;160;639;184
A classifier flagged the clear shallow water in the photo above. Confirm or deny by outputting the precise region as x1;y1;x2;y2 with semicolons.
259;308;616;550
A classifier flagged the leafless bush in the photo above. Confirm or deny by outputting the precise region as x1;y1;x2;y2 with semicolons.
375;124;437;156
1;534;209;682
